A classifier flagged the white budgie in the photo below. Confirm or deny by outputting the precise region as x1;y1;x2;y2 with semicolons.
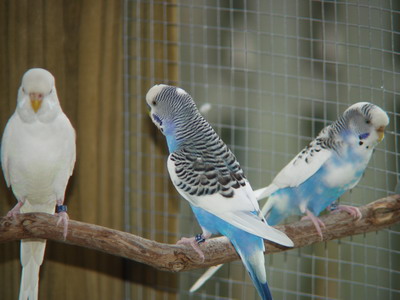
1;68;76;300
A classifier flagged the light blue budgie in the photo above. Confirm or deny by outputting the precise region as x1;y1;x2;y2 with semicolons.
190;102;389;292
146;84;294;300
256;102;389;233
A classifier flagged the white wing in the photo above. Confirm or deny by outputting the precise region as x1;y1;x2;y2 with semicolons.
254;144;332;202
51;113;76;200
272;124;347;190
272;145;332;189
0;114;14;187
266;125;338;194
59;112;76;177
254;132;337;216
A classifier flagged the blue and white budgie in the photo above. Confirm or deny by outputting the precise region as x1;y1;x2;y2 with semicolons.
256;102;389;234
190;102;389;292
1;68;76;300
146;84;293;300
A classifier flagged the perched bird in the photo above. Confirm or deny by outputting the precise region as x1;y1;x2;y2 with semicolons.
190;102;389;292
256;102;389;233
146;84;293;300
1;68;76;300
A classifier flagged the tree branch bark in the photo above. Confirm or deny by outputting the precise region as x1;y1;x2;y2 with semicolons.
1;195;399;272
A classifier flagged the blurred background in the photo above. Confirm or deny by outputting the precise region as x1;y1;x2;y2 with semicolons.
0;0;399;299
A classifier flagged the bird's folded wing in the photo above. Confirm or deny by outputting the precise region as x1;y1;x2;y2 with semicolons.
272;140;333;189
176;185;294;247
0;115;15;187
60;114;76;176
254;143;332;201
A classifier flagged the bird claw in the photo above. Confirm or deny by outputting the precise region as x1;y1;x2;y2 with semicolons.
331;205;362;220
56;212;69;240
301;210;325;240
177;235;206;262
6;202;23;218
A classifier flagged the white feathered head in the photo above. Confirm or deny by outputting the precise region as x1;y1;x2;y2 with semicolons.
16;68;62;123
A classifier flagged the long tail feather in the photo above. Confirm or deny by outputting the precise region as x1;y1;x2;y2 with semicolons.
19;239;46;300
190;264;223;292
229;231;273;300
190;189;286;296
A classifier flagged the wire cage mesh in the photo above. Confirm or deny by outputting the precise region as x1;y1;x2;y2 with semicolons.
124;0;400;299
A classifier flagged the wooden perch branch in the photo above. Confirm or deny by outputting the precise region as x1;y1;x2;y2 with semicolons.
1;195;399;272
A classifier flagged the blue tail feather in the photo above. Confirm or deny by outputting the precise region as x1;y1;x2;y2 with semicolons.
228;230;273;300
191;205;273;300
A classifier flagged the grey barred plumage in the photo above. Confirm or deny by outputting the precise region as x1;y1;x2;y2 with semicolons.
359;103;374;118
170;128;246;198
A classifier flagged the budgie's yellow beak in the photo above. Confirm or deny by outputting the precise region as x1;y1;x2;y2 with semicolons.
377;126;385;142
30;92;43;113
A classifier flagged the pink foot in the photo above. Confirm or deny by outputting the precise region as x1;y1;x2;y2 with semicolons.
331;205;362;220
301;209;325;239
6;202;23;217
177;237;205;261
56;212;69;239
177;233;210;262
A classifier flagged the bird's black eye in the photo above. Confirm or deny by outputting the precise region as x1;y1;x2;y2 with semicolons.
152;100;157;106
366;120;370;124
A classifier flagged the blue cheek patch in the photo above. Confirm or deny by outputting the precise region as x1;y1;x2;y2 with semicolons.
359;132;370;140
152;114;163;126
